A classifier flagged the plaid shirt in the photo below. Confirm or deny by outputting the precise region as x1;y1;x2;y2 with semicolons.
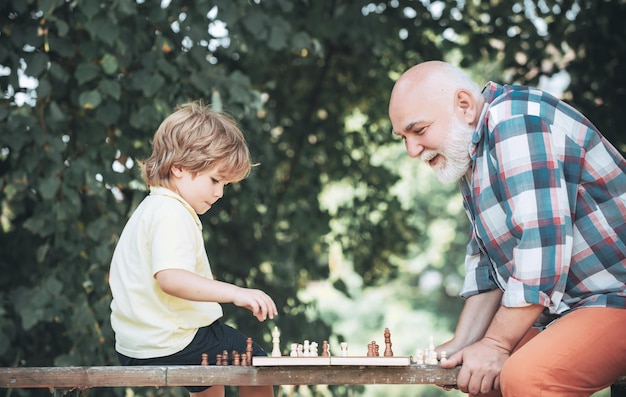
460;82;626;325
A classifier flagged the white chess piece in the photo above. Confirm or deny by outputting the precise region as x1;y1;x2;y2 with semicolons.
310;342;319;356
440;351;447;364
340;342;349;356
414;349;424;365
271;326;281;357
290;343;298;357
303;340;310;356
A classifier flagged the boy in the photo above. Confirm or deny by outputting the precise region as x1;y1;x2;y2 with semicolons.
109;101;277;397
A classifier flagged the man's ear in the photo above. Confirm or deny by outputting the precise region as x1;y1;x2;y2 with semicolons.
455;89;477;125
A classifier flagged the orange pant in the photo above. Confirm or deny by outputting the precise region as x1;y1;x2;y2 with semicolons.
481;307;626;397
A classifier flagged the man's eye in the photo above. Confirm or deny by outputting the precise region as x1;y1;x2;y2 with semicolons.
211;178;220;184
414;127;426;135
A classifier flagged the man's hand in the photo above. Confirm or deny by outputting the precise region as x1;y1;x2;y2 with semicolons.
443;338;510;395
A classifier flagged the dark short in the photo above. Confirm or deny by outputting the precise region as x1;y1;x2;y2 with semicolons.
117;320;267;393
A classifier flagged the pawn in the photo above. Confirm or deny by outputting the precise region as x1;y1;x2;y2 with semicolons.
233;351;241;366
222;350;229;365
440;351;447;364
367;342;374;357
340;342;348;356
290;343;299;357
414;349;424;365
310;342;319;356
215;354;223;366
201;353;209;366
322;340;330;357
303;340;310;356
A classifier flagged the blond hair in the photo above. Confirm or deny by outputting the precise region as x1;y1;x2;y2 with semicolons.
140;101;251;189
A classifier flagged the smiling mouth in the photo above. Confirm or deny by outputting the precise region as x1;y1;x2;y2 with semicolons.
427;154;441;166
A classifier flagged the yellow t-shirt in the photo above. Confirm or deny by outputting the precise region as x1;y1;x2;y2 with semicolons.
109;187;223;358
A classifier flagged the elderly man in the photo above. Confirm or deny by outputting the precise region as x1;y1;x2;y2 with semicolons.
388;61;626;396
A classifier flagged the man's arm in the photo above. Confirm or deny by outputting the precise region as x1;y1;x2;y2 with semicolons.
482;303;544;353
437;288;503;356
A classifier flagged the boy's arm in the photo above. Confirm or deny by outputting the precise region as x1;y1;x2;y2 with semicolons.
155;269;277;321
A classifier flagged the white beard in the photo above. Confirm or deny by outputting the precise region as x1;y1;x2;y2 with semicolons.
421;116;474;183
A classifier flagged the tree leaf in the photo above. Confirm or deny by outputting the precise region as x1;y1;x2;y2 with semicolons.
38;174;60;200
24;52;48;77
100;54;118;75
78;90;102;109
75;63;100;85
98;79;121;99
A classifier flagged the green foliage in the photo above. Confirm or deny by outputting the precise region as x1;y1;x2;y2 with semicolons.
0;1;624;396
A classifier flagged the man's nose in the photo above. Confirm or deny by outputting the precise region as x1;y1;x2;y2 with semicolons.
405;136;423;158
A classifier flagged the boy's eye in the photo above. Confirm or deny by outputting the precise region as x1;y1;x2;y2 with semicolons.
211;178;221;184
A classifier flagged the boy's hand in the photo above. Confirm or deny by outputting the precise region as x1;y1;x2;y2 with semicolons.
233;288;278;321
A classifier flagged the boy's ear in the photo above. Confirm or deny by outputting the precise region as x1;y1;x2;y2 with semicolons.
170;165;184;178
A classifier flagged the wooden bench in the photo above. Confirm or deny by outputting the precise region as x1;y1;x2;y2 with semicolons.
1;366;625;396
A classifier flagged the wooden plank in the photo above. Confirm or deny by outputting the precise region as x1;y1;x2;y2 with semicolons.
0;365;458;388
165;365;460;386
0;366;167;388
0;366;624;390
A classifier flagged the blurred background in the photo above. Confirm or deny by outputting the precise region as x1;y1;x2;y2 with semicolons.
1;0;624;396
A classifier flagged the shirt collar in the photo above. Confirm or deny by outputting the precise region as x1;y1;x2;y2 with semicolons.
469;81;503;160
149;186;202;230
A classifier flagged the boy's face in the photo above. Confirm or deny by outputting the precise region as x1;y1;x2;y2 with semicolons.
170;166;230;215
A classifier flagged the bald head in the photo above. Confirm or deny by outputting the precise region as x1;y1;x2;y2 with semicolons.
390;61;480;114
389;61;483;137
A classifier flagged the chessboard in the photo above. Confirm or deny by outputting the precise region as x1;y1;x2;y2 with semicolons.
252;355;412;366
201;327;444;367
253;327;420;367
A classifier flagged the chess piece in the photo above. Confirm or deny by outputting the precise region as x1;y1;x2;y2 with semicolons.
384;327;393;356
340;342;348;356
216;354;222;366
290;343;299;357
367;342;374;357
440;351;447;364
246;337;253;364
222;350;229;365
322;340;330;357
426;349;438;365
233;351;240;366
303;340;310;356
201;353;209;366
310;341;319;356
414;349;424;365
271;326;281;357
